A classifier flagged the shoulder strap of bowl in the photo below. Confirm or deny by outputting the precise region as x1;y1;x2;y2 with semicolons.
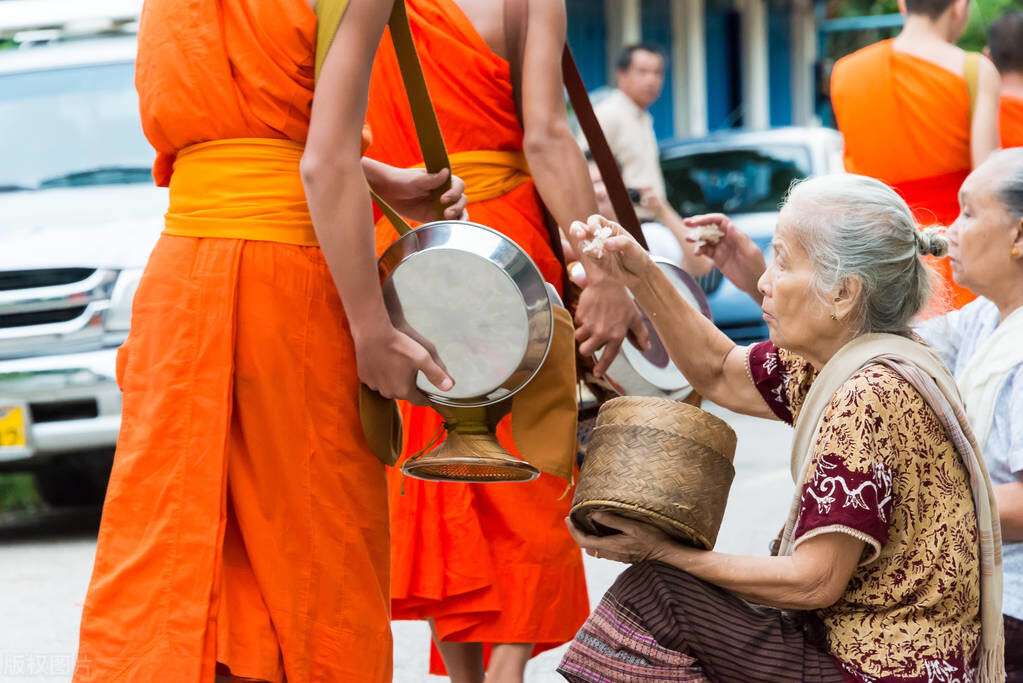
314;0;453;234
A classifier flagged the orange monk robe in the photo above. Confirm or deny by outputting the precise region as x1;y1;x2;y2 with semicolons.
365;0;588;675
1001;94;1023;148
832;39;976;311
73;2;390;682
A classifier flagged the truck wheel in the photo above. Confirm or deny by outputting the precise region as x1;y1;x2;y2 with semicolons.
33;451;114;507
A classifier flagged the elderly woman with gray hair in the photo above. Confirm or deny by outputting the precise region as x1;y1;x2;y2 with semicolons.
557;173;1005;683
914;148;1023;679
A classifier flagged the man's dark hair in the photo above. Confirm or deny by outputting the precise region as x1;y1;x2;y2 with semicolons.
903;0;956;21
988;12;1023;74
615;43;667;72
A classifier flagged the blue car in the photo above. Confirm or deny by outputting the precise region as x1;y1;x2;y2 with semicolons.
660;127;845;344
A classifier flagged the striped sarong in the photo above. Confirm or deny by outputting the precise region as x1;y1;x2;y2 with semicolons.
558;562;844;682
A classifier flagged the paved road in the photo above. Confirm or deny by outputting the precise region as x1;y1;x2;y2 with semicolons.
0;403;793;682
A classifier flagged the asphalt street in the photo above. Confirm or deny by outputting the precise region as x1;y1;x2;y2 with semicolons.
0;403;794;682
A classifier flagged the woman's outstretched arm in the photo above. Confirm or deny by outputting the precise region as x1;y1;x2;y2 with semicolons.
571;215;776;419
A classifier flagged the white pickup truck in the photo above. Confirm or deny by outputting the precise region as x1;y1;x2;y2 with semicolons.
0;34;164;505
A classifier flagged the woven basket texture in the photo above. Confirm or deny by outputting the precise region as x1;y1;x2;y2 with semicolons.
571;397;737;549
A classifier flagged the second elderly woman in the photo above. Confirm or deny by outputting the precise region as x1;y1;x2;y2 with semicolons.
915;148;1023;679
558;174;1004;682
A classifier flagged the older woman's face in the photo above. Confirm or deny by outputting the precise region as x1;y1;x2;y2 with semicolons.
948;162;1021;297
757;212;836;359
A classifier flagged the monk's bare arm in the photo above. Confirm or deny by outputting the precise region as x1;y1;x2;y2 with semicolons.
301;0;450;401
971;56;1001;168
519;1;596;231
302;0;388;332
520;0;646;369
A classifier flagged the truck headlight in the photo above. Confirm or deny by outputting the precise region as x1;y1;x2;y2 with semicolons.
104;268;144;332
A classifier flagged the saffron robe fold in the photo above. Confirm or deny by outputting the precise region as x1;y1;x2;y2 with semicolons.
73;2;391;682
365;0;589;674
1001;94;1023;149
831;39;976;311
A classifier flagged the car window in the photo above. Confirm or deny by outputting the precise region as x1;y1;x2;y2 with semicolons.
661;145;812;216
0;61;153;191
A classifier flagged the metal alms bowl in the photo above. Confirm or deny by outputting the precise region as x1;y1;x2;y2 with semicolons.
378;220;553;408
595;257;712;401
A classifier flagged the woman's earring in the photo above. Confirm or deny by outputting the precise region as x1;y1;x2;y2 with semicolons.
1013;248;1020;257
830;313;838;321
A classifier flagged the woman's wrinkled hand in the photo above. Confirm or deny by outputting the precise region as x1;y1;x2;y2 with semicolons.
376;166;468;223
569;214;652;290
684;213;766;305
565;512;675;565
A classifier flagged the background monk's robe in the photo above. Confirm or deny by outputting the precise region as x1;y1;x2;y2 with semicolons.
1002;94;1023;148
832;39;975;311
366;0;588;674
73;1;391;682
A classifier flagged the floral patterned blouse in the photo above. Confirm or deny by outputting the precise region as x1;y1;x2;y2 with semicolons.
747;341;981;682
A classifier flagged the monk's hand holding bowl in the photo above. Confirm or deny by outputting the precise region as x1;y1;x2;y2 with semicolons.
355;326;453;407
565;512;681;565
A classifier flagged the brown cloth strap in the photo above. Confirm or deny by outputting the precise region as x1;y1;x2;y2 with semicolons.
561;49;647;249
384;0;452;219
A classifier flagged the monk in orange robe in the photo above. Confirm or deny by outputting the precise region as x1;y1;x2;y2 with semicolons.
831;0;1000;312
71;1;466;682
365;1;646;680
1000;96;1023;149
986;11;1023;148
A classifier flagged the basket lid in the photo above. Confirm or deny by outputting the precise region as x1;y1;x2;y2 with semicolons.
595;396;737;462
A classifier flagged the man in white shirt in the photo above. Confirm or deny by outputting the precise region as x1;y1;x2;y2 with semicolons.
590;43;668;207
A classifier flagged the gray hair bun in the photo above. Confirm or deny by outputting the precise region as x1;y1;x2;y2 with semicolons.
916;228;949;257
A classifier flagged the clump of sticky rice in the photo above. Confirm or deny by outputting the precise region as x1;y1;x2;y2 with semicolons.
689;223;724;249
582;225;614;258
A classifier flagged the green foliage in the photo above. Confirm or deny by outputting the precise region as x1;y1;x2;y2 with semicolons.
0;474;43;513
826;0;1023;55
962;0;1021;51
829;0;899;17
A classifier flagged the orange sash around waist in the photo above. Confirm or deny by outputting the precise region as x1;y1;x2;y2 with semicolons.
397;149;529;204
446;150;529;204
163;138;319;246
165;140;525;247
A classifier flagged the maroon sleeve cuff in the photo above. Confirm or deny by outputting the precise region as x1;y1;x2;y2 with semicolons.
747;341;794;425
794;456;892;552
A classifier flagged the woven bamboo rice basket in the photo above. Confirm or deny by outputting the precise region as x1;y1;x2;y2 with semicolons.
570;396;737;549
